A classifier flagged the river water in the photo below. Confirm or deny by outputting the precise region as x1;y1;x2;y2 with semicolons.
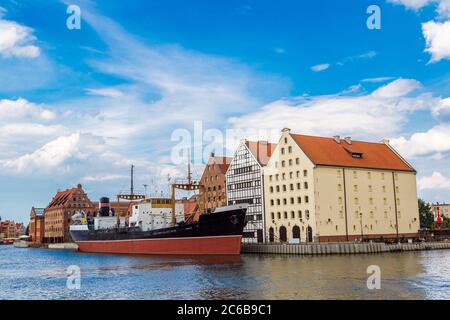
1;245;449;300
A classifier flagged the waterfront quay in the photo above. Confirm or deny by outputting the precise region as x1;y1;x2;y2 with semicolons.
242;241;450;255
1;245;450;300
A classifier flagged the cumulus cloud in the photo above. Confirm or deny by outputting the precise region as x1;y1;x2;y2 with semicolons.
0;15;40;58
418;171;450;190
2;132;107;174
0;98;55;121
229;79;432;140
422;20;450;62
311;63;330;72
390;124;450;157
371;78;422;98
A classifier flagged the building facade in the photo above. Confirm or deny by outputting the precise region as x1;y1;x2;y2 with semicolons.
226;140;276;243
0;220;17;239
431;203;450;220
44;184;95;243
264;129;420;243
29;207;45;243
199;153;232;212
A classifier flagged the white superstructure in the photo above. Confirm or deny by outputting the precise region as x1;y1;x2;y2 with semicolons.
129;198;185;231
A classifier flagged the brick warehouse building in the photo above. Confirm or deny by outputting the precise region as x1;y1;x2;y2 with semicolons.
199;153;232;212
29;207;45;243
44;184;95;243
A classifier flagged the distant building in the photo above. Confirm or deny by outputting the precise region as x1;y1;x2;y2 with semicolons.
226;140;276;243
177;195;200;222
431;203;450;220
15;223;26;236
199;153;232;212
0;220;17;239
264;129;420;243
44;184;95;243
29;207;45;243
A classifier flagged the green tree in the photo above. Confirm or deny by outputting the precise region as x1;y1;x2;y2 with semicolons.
442;216;450;229
419;199;434;229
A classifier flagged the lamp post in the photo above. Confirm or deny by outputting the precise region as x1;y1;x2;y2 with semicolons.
360;212;363;242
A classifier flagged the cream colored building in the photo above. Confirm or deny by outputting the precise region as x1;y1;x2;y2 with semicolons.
264;129;420;243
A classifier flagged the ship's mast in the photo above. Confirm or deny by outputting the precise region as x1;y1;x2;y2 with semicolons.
130;165;134;195
170;150;204;227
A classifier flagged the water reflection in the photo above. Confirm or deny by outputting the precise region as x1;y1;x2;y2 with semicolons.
1;246;449;299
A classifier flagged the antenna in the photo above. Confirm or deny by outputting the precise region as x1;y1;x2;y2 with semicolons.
143;184;148;196
187;149;192;184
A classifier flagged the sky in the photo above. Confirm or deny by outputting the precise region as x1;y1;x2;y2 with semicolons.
0;0;449;223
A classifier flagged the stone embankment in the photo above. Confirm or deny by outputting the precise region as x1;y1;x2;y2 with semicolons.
242;242;450;255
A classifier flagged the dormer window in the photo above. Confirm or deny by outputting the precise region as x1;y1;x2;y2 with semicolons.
343;147;363;158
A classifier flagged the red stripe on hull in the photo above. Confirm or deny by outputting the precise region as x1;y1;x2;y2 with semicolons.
76;235;242;255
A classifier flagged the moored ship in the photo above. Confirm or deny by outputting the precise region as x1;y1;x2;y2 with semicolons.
70;165;247;255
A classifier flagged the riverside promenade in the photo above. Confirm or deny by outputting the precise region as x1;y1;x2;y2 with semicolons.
242;242;450;255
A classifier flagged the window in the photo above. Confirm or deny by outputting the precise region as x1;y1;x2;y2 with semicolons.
306;210;310;219
284;212;288;219
369;198;373;205
277;199;281;205
297;183;301;190
382;186;386;193
298;210;302;219
283;199;287;205
281;148;285;155
338;197;343;205
276;186;280;192
369;185;372;192
305;196;309;203
271;212;275;220
291;211;295;218
338;184;342;191
383;198;387;205
270;199;274;206
270;186;274;193
289;159;293;166
296;158;300;165
283;185;287;192
297;197;302;204
296;171;300;178
355;197;359;205
303;170;308;177
288;146;292;153
277;212;281;219
290;197;294;204
304;182;309;189
290;184;294;191
367;172;371;179
353;171;357;179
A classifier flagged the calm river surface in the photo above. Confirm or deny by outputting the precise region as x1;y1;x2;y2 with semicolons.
1;245;449;300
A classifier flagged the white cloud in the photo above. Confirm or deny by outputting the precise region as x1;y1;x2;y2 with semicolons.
86;87;124;98
422;20;450;62
2;132;107;174
0;16;40;58
431;97;450;120
81;174;129;182
0;98;55;121
311;63;330;72
388;0;434;10
229;79;435;140
418;171;450;190
371;78;422;98
390;124;450;157
362;77;396;83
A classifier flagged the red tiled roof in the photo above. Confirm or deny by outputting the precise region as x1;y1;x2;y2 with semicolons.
208;155;232;174
47;188;77;209
245;140;277;166
290;134;415;172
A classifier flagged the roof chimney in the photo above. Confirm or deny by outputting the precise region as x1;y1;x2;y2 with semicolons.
344;137;352;145
382;139;390;145
333;135;341;144
210;152;215;158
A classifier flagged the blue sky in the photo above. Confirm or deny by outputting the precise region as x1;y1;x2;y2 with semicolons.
0;0;449;223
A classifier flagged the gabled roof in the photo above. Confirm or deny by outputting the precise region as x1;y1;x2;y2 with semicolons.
245;140;277;166
290;134;415;172
207;155;232;174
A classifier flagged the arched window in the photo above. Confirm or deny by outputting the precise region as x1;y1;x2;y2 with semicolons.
292;226;300;239
279;226;287;242
269;227;275;243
